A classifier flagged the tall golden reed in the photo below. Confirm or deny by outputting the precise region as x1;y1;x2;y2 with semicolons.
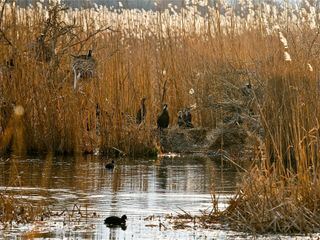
0;0;319;232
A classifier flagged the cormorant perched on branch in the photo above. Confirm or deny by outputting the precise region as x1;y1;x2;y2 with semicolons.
6;59;14;68
177;111;184;128
157;104;169;129
136;97;146;124
183;108;193;128
72;49;93;59
241;83;252;96
29;33;53;62
72;49;96;89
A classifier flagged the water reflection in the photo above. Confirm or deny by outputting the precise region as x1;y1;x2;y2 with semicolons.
0;155;241;239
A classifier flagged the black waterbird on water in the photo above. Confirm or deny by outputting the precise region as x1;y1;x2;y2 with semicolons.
105;160;114;170
104;215;127;227
157;104;169;129
136;97;147;124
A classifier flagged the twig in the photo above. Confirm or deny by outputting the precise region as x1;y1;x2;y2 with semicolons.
64;26;115;50
0;29;12;46
112;147;126;156
176;207;193;219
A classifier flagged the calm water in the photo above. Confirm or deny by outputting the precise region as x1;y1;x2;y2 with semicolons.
0;155;243;239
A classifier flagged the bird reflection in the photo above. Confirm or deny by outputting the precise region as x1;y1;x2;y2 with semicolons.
106;224;127;231
156;166;168;190
106;220;127;240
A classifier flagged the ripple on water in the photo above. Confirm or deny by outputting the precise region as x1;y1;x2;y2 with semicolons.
0;156;245;239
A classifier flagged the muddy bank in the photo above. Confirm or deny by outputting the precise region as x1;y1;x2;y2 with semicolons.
159;127;208;153
159;118;263;162
159;126;246;154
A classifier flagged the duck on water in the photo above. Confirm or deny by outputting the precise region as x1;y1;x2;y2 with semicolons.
105;160;114;170
104;215;127;229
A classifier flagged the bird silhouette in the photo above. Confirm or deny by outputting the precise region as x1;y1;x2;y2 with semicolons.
183;108;193;128
104;215;127;227
157;104;169;129
29;33;53;62
105;160;114;170
72;50;96;89
241;83;252;97
177;111;185;128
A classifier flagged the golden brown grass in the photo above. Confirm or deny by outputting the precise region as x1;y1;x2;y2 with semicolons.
0;2;229;156
223;166;320;233
217;66;320;233
0;192;48;225
0;154;49;225
0;1;320;233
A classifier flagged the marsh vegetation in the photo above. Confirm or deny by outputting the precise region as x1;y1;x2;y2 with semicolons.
0;0;320;236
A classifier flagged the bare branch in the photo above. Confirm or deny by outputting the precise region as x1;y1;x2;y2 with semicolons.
0;29;12;46
63;26;116;51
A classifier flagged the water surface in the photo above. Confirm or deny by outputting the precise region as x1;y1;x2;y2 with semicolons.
0;155;243;239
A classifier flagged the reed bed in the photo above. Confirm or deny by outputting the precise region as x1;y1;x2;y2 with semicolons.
0;193;46;225
220;66;320;233
223;166;320;233
0;155;50;226
2;0;318;156
0;0;320;232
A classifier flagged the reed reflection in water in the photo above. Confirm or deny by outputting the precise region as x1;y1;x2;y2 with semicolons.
0;155;241;239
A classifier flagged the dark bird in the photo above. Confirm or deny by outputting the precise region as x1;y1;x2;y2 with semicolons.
96;103;101;117
241;83;252;97
72;49;96;89
177;111;185;128
157;104;169;129
1;58;15;80
223;115;233;124
29;33;53;62
105;160;114;170
248;108;254;116
6;59;14;68
183;108;193;128
136;97;147;124
104;215;127;227
72;49;93;60
223;113;242;126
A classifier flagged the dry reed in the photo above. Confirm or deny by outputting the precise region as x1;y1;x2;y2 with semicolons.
219;64;320;233
0;0;320;233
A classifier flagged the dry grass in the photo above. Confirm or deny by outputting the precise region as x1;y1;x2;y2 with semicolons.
0;1;290;156
223;167;320;233
0;155;49;226
218;67;320;233
0;153;98;227
0;0;320;233
0;193;47;225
